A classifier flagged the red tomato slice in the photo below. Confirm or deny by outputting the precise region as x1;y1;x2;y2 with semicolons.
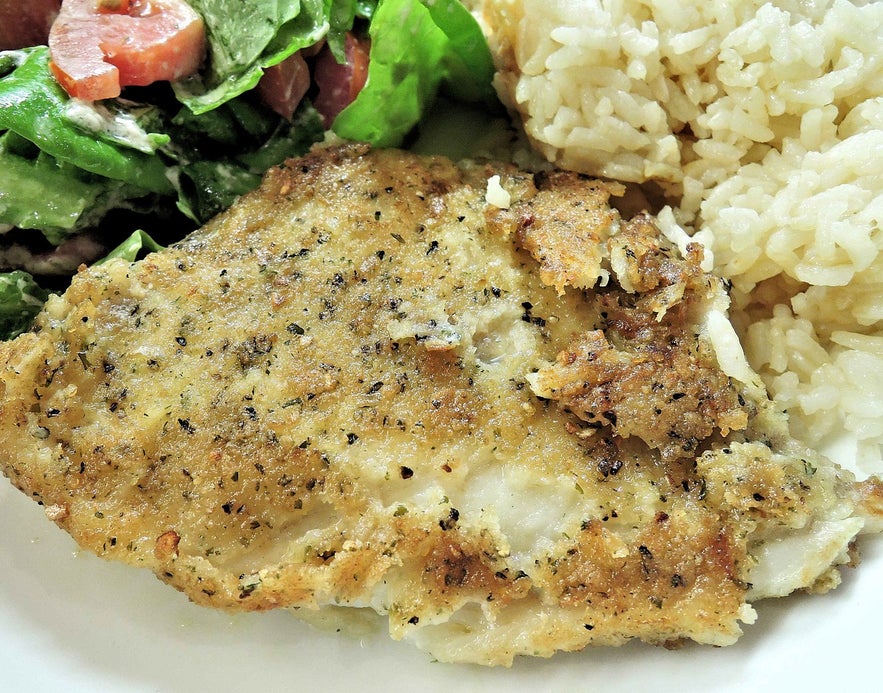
48;0;205;101
313;32;370;129
257;51;311;121
0;0;61;50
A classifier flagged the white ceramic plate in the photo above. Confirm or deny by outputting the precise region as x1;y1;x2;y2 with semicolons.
1;473;880;692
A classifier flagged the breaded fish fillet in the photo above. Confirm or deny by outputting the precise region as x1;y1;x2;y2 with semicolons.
1;144;881;665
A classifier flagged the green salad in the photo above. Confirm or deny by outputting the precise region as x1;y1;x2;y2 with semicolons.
0;0;498;339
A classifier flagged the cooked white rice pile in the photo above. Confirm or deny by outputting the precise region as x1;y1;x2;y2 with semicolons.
481;0;883;474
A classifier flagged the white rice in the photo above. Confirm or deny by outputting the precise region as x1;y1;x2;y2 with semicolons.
481;0;883;473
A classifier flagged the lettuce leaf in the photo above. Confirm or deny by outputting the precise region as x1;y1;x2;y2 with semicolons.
332;0;496;147
97;229;164;265
177;0;494;148
176;0;329;114
0;129;156;245
0;48;173;194
0;271;49;339
167;98;324;222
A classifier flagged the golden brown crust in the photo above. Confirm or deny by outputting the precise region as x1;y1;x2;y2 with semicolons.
525;212;748;460
488;171;624;294
0;145;872;665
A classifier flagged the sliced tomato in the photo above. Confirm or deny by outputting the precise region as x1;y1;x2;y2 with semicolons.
48;0;205;101
0;0;61;50
257;51;311;121
313;32;370;129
